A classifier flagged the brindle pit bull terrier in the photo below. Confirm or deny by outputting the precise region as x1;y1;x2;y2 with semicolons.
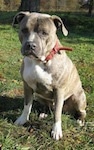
12;12;86;140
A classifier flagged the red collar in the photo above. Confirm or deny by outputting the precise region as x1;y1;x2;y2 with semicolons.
45;42;72;62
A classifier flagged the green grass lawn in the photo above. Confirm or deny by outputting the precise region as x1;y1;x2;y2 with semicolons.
0;12;94;150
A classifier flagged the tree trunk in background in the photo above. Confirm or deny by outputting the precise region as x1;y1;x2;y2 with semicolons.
88;0;93;16
79;0;94;16
19;0;40;12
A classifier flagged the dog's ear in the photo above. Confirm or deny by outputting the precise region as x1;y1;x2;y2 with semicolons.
51;15;68;36
12;11;30;27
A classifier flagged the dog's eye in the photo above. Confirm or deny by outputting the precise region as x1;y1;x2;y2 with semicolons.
42;31;48;36
39;30;48;37
21;28;28;34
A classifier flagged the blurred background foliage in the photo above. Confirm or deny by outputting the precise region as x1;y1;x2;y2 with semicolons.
0;0;94;16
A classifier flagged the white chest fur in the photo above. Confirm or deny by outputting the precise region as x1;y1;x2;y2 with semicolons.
23;57;52;90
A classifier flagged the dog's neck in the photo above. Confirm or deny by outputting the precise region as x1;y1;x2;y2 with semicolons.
45;41;72;62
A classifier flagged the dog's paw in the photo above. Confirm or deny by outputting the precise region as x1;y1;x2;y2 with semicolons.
51;121;62;140
14;114;28;125
77;119;85;127
39;113;48;119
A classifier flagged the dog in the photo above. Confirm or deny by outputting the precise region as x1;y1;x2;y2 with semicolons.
12;12;86;140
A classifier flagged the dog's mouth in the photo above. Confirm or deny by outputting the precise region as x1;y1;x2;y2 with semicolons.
21;48;42;61
23;50;38;58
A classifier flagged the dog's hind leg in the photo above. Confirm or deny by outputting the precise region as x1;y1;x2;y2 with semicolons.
15;82;33;125
72;88;87;126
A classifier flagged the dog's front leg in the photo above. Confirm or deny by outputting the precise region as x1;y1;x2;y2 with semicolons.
15;82;33;125
51;89;64;140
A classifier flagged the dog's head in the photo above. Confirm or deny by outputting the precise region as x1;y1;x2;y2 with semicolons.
13;12;68;61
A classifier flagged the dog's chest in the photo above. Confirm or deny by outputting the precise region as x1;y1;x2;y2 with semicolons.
23;57;52;91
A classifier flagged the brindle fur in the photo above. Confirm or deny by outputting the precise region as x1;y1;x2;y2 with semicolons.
13;12;86;140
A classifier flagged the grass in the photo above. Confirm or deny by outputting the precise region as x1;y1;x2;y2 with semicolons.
0;11;94;150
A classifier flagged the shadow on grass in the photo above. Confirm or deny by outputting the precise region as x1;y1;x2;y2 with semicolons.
65;36;94;45
0;96;52;142
0;96;23;112
0;96;49;123
0;96;24;122
0;11;17;24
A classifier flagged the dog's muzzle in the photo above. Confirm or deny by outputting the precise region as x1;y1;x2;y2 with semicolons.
22;41;38;58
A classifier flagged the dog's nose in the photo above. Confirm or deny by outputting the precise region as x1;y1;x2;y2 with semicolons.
26;41;37;50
